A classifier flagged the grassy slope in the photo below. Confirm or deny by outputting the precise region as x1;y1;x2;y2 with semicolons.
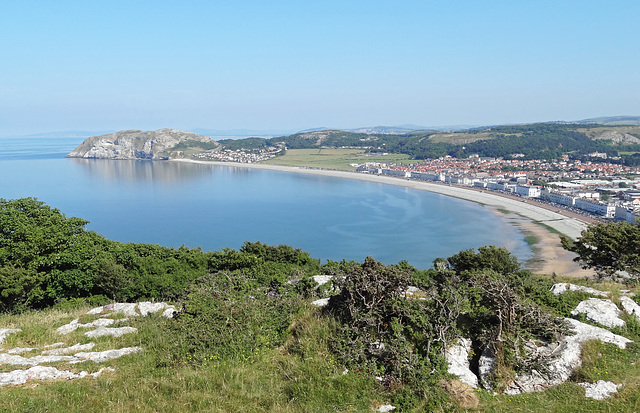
260;148;414;170
1;276;640;412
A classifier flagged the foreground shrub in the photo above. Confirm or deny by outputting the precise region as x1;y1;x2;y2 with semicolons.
162;272;304;365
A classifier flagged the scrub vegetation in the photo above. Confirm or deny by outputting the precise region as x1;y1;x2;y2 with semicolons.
1;198;639;412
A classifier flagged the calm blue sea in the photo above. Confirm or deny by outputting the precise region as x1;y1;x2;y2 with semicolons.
0;136;532;269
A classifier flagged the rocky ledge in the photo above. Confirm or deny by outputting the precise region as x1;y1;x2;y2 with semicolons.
67;129;218;160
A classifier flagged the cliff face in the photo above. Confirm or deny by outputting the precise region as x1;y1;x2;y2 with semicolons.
67;129;218;160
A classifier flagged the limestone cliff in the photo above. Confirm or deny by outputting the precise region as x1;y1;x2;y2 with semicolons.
66;129;219;160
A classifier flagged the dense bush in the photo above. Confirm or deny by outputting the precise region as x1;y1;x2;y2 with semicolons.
161;272;305;366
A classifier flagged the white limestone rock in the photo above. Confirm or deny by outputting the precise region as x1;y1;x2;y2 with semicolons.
478;348;497;390
550;283;609;297
619;296;640;321
87;302;176;318
57;318;117;335
161;307;176;318
84;326;137;338
7;347;37;354
72;347;142;363
0;366;114;386
0;353;76;366
0;329;21;344
57;319;80;335
311;298;330;307
445;338;478;388
138;301;167;316
378;405;396;412
312;275;333;286
504;318;631;395
67;129;217;160
42;343;95;356
579;380;621;400
138;301;176;317
571;298;625;329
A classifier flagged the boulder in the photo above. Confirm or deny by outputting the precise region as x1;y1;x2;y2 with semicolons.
84;326;137;338
619;296;640;321
445;338;478;388
550;283;609;297
578;380;621;400
571;298;625;329
504;318;631;394
478;347;497;390
138;301;174;317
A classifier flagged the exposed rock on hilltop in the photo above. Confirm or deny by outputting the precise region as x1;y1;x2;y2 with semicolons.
67;128;219;160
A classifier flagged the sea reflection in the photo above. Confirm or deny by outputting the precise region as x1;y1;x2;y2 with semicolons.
68;159;218;184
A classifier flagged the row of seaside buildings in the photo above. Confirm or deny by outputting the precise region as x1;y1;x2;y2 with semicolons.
360;163;640;224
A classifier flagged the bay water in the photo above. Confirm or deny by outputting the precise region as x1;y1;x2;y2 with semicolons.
0;136;532;269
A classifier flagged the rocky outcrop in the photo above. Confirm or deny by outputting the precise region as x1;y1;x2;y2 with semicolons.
550;283;609;297
445;338;478;388
619;296;640;321
570;298;625;329
86;301;176;318
67;129;218;160
503;318;631;395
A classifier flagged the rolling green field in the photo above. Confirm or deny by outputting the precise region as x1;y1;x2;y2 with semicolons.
260;148;415;170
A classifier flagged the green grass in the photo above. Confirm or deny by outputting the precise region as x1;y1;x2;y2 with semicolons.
260;148;414;170
2;285;640;412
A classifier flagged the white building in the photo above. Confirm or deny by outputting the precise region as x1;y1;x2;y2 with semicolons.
548;191;576;207
515;185;541;198
574;199;615;217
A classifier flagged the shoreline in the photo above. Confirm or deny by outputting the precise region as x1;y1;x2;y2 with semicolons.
171;158;595;277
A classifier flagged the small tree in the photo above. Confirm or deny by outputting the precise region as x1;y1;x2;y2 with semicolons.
562;221;640;280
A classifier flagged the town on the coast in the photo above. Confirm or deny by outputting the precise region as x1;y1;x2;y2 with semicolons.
359;154;640;223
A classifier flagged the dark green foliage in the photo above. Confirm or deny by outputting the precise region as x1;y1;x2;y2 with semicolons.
325;257;459;386
171;140;219;151
217;137;270;150
0;198;217;311
447;245;521;276
562;221;640;280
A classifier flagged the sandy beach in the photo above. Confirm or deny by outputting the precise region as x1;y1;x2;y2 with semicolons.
172;159;596;278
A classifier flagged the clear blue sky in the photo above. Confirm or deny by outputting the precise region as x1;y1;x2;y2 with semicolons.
1;0;639;135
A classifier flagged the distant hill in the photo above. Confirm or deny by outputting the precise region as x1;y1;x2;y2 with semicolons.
577;116;640;126
190;128;297;138
67;129;219;160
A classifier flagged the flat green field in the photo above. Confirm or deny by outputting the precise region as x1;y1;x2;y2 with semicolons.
260;148;415;170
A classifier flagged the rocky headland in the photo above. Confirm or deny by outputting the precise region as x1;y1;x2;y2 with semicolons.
66;129;218;160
